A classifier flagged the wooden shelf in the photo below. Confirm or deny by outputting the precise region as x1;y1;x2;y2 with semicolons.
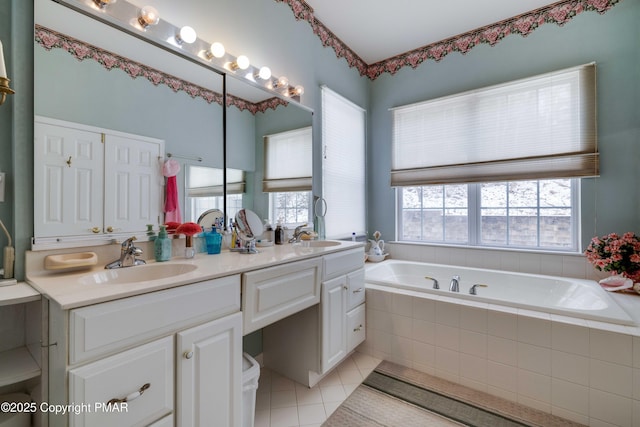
0;347;41;387
0;282;41;307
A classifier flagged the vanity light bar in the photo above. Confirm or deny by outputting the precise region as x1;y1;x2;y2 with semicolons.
55;0;303;102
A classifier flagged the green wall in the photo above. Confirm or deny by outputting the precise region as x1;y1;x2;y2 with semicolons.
367;0;640;248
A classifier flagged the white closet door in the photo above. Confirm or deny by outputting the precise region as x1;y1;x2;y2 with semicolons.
34;121;103;237
104;134;162;234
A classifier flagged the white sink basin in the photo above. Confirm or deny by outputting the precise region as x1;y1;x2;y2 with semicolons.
299;240;342;248
79;263;197;285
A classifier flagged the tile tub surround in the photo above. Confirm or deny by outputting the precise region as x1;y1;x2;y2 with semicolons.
359;285;640;427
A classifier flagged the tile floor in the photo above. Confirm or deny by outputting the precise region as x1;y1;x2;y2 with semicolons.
253;352;381;427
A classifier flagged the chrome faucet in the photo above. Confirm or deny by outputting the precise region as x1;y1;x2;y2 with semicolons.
105;236;146;269
469;284;488;295
425;276;439;289
449;275;460;292
288;223;311;243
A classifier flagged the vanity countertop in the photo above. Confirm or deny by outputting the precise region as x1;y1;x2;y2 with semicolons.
26;241;364;310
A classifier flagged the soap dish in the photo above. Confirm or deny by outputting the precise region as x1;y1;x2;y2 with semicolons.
44;252;98;271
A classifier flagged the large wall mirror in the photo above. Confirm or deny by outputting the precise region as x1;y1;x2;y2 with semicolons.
32;0;312;249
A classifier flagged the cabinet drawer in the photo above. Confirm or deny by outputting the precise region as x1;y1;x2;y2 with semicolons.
323;248;365;280
347;304;366;352
69;336;173;427
347;268;365;311
69;275;240;364
242;258;322;335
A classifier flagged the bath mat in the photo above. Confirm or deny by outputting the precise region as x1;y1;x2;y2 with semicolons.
323;361;586;427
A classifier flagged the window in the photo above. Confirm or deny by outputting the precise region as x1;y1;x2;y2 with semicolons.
187;194;243;225
398;179;578;251
263;127;312;192
321;86;366;238
391;63;597;186
269;191;312;226
393;64;596;252
185;166;245;223
264;128;312;226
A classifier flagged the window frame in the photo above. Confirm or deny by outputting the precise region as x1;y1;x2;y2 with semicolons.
396;178;580;253
268;190;313;229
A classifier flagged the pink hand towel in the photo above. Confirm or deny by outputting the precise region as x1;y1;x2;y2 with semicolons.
163;158;182;223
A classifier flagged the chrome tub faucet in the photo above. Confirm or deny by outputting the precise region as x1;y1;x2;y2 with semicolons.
449;275;460;292
425;276;439;289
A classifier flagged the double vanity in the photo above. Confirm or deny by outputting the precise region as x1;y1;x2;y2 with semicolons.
25;239;365;426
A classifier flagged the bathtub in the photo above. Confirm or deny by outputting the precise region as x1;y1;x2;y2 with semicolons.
365;260;634;326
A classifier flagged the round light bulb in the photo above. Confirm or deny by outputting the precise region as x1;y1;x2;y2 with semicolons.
178;26;197;44
236;55;250;70
294;85;304;96
277;76;289;87
210;42;225;58
258;66;272;80
139;6;160;27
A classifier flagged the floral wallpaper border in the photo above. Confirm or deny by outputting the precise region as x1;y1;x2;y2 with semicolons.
34;25;289;115
277;0;621;79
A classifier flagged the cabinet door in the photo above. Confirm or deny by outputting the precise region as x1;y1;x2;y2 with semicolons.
176;312;242;427
104;134;163;234
321;275;347;373
34;120;103;237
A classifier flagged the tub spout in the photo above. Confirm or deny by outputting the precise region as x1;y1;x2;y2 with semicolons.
449;275;460;292
425;276;439;289
469;284;488;295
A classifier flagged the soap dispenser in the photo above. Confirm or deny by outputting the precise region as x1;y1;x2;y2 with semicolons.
274;220;284;245
154;225;172;262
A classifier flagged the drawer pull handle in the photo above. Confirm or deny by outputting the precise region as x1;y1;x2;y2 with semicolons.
107;383;150;405
353;324;363;332
184;350;194;359
353;287;363;293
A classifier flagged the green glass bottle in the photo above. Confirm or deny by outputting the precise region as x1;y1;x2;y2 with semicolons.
154;225;172;262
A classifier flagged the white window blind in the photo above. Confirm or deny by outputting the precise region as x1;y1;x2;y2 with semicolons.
187;166;245;196
263;126;312;192
321;86;366;238
391;63;598;186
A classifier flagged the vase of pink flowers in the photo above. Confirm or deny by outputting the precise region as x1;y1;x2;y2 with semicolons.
585;232;640;292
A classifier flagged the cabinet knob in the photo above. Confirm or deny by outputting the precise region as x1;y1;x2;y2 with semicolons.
106;226;114;233
91;227;101;234
183;350;194;359
343;285;348;290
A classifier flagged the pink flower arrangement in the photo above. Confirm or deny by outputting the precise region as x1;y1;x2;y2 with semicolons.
585;232;640;282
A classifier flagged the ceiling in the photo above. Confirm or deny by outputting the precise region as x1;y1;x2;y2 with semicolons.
304;0;562;64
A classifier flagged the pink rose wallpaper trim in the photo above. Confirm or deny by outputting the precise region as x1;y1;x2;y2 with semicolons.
34;25;288;115
277;0;621;79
